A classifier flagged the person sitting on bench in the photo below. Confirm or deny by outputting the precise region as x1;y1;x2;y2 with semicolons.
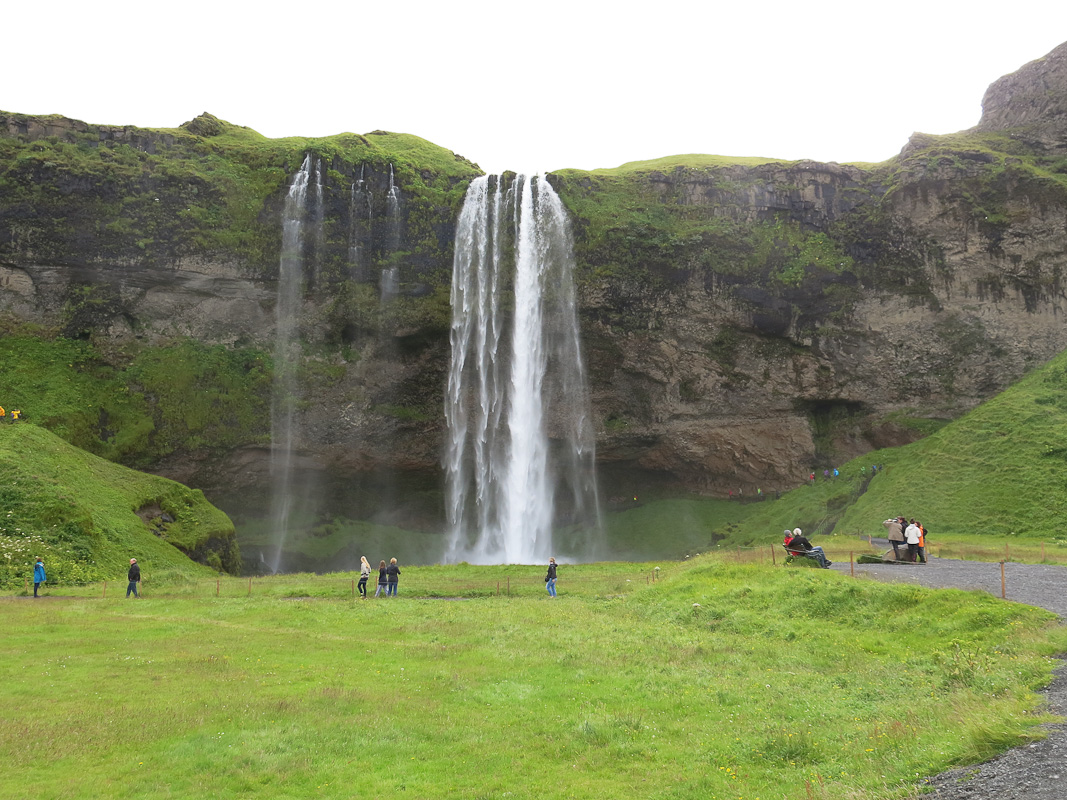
785;528;831;568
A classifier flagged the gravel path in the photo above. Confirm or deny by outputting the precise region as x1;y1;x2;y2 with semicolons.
833;544;1067;799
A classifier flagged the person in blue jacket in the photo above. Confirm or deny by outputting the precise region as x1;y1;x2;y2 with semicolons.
33;557;46;597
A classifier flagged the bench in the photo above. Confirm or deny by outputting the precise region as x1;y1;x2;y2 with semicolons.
782;545;826;567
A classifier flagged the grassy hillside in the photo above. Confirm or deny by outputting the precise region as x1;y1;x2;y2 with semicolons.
713;346;1067;546
0;422;237;589
0;328;271;467
2;560;1064;799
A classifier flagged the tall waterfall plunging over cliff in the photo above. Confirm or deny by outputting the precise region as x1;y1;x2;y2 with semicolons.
445;174;601;564
268;154;312;572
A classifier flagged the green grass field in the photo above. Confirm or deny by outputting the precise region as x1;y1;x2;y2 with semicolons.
4;559;1065;800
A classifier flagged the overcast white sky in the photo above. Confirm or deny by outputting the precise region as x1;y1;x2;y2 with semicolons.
5;2;1067;174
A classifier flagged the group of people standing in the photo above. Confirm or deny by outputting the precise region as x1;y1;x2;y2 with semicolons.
882;516;928;563
359;556;401;597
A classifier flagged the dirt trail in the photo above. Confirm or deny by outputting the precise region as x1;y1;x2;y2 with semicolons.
836;551;1067;799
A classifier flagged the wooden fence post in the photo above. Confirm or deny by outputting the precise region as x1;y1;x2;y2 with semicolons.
1041;541;1046;561
850;551;854;577
102;581;107;599
216;577;220;597
249;578;253;596
1001;561;1006;599
771;547;776;566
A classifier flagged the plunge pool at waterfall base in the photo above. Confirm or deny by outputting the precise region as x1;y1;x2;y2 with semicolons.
210;467;745;574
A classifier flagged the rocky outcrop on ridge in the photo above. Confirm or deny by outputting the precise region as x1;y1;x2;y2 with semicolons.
977;40;1067;153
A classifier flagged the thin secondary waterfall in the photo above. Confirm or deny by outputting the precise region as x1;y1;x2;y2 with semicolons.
348;164;371;278
445;174;600;564
385;164;401;254
268;154;312;572
310;158;325;289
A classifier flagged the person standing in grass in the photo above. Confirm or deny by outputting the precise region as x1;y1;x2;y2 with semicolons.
916;522;928;563
358;556;371;598
127;558;141;598
386;558;401;596
374;560;388;597
545;557;558;597
32;557;45;597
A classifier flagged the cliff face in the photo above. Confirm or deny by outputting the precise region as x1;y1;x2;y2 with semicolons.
566;148;1067;495
2;42;1067;518
977;40;1067;152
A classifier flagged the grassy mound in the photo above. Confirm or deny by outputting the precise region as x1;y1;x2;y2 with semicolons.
0;422;237;589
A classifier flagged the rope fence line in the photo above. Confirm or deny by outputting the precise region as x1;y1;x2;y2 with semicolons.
10;542;1055;600
719;540;1067;602
13;568;665;600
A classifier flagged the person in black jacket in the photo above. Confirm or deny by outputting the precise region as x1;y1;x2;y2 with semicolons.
786;530;831;568
374;560;387;598
127;558;141;598
545;557;558;597
386;558;401;596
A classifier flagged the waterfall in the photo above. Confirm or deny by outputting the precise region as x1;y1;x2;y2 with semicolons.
268;154;312;573
385;163;401;254
445;174;601;564
380;266;400;305
348;164;371;279
309;158;325;289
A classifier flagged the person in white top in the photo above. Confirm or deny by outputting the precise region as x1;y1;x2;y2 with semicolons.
358;556;371;598
904;520;922;563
